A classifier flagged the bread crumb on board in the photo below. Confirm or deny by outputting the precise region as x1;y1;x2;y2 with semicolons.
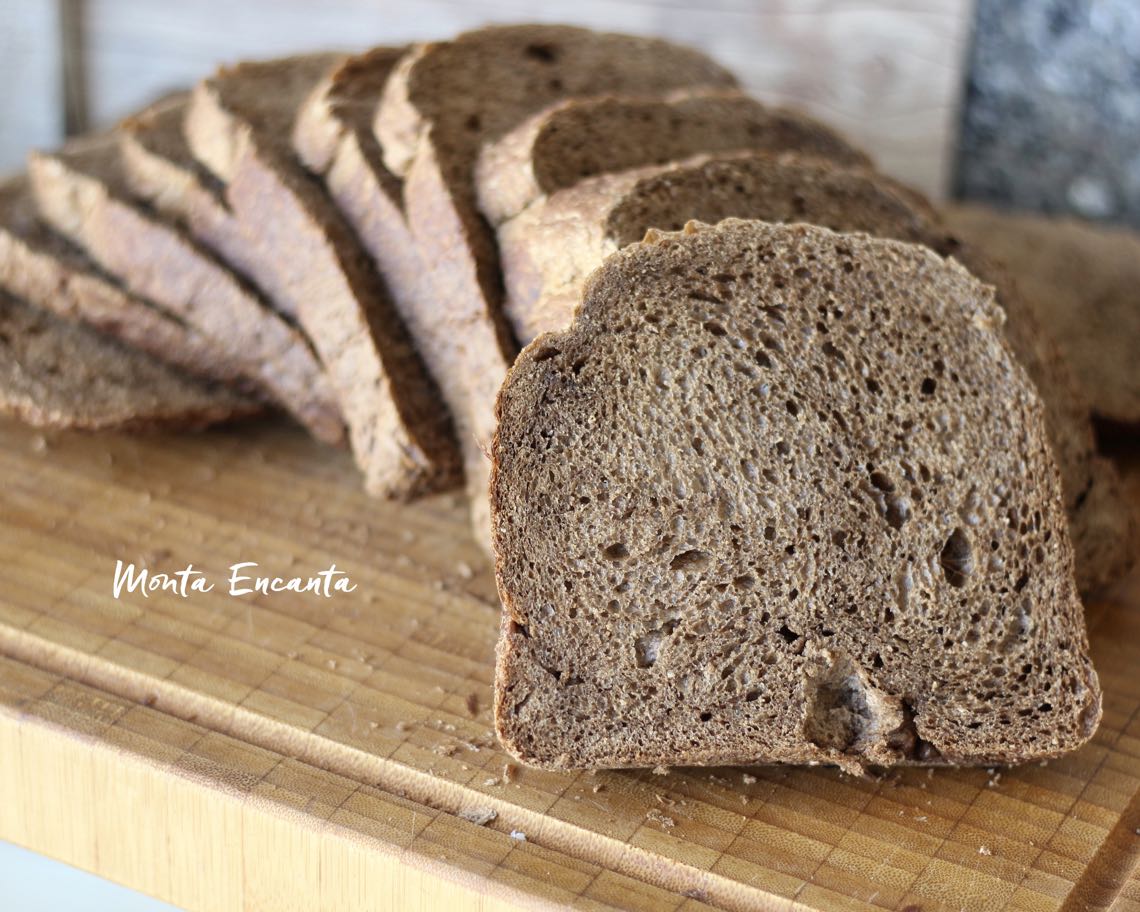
459;808;497;826
509;830;527;841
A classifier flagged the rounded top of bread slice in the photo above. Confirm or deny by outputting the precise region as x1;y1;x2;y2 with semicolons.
492;218;1099;771
376;24;738;179
476;90;871;225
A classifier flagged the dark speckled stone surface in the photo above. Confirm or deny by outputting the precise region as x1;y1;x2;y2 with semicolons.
955;0;1140;227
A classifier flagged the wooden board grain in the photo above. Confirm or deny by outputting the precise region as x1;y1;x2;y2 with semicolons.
0;414;1137;912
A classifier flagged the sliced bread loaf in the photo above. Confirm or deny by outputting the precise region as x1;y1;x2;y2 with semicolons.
498;153;1134;594
28;134;343;444
373;25;738;545
0;175;261;400
183;54;461;501
476;90;871;226
0;288;255;431
944;203;1140;427
492;219;1101;771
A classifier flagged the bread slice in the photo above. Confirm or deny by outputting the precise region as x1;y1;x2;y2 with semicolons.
28;134;343;444
183;54;461;501
498;153;1134;594
373;25;738;545
476;90;871;227
0;288;255;431
293;46;491;536
120;93;311;324
944;203;1140;426
492;219;1101;771
0;174;262;403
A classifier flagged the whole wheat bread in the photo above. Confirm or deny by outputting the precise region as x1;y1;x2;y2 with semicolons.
0;175;262;403
476;90;871;226
373;25;738;546
492;219;1101;771
28;134;343;444
183;54;461;500
944;204;1140;427
498;153;1134;594
0;289;255;431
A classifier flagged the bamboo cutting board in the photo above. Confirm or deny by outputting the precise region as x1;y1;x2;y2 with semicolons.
0;414;1137;912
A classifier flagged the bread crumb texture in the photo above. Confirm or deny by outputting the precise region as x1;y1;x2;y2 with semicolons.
491;219;1100;773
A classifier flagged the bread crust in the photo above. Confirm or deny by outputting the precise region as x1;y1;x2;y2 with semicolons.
293;47;494;540
476;90;871;227
28;136;341;442
0;175;261;405
183;55;462;500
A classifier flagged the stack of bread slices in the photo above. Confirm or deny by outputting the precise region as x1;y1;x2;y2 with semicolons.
0;24;1133;769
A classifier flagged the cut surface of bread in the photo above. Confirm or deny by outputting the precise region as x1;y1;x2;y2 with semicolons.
944;203;1140;426
492;219;1100;771
0;289;255;431
185;54;461;500
374;25;738;545
499;153;1134;594
28;134;342;444
0;175;261;403
476;90;871;226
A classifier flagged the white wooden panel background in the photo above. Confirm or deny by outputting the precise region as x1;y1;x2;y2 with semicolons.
0;0;974;198
0;1;62;178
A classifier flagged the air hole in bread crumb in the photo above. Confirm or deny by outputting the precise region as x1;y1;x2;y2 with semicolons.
940;528;974;588
524;42;558;62
870;471;894;492
533;346;560;362
778;624;800;644
670;549;710;572
704;321;727;336
699;712;712;722
921;377;937;396
601;542;629;560
886;496;911;530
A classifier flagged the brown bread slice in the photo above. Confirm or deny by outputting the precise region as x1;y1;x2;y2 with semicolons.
183;54;460;501
120;94;312;325
28;134;343;444
944;203;1140;427
476;90;871;226
499;153;1134;594
492;219;1101;771
0;174;261;401
373;25;738;545
293;46;490;535
0;288;255;431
